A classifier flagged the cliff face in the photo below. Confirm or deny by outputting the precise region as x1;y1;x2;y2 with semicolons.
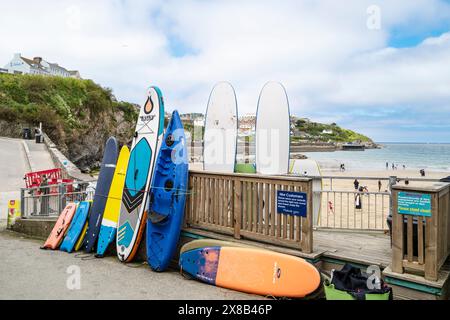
0;74;138;171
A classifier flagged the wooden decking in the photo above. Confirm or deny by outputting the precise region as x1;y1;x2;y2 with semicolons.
182;227;392;268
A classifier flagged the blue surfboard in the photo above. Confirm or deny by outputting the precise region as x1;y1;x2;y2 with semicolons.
60;201;91;253
83;137;118;253
146;110;189;272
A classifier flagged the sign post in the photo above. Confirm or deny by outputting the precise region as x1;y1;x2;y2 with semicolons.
276;190;307;217
397;192;432;217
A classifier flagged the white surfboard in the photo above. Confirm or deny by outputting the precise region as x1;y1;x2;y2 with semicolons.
290;159;323;226
117;86;165;262
203;82;238;173
256;82;290;175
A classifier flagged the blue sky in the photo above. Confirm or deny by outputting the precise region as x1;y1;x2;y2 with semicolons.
1;0;450;143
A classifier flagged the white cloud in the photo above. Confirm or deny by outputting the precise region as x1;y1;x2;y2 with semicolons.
1;0;449;141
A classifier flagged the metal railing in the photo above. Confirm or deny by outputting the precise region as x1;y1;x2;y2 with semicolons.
312;176;443;231
20;183;94;219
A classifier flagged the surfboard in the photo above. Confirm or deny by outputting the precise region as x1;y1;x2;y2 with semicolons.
117;86;165;263
96;146;130;257
60;201;91;253
180;239;254;254
41;203;78;250
147;110;189;271
203;82;238;173
290;159;323;226
179;246;321;298
83;137;119;253
255;82;290;175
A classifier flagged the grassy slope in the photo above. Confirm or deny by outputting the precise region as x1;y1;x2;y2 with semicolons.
0;74;138;167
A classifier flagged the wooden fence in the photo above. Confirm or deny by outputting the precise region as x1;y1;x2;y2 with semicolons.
184;170;313;253
392;183;450;281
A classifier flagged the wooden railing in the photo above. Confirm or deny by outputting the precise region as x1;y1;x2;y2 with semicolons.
184;170;313;253
392;183;450;281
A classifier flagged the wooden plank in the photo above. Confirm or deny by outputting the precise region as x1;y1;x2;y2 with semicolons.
392;190;404;274
218;177;223;226
270;183;276;237
233;180;242;239
418;217;424;264
258;182;264;234
214;178;219;225
300;180;313;253
240;230;300;250
289;185;295;240
425;193;439;281
252;182;257;233
407;215;413;262
264;182;270;236
276;185;282;238
242;181;248;230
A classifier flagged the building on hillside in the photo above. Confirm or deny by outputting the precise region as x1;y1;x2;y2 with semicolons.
322;129;333;134
239;114;256;136
3;53;81;79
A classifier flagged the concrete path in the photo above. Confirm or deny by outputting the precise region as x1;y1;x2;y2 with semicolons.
23;139;55;172
0;231;261;300
0;138;30;227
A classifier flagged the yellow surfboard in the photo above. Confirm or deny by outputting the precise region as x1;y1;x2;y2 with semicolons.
97;146;130;255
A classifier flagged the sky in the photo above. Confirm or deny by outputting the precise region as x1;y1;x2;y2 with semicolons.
1;0;450;143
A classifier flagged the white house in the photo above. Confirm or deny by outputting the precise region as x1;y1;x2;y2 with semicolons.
3;53;81;78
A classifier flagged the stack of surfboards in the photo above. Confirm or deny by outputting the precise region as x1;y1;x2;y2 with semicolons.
179;239;321;298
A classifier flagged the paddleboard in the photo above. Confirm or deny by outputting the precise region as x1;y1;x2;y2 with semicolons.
60;201;91;253
147;110;189;271
83;137;119;253
255;82;290;175
203;82;238;173
179;246;321;298
41;203;77;250
290;159;323;225
96;146;130;257
180;239;253;254
117;86;165;263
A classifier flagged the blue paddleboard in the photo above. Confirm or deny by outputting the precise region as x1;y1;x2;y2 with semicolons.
146;110;189;271
60;201;91;253
83;137;119;253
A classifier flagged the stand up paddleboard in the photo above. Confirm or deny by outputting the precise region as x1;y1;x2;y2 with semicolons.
180;239;254;255
203;82;238;173
60;201;91;253
179;246;321;298
147;110;189;271
290;159;323;226
117;86;165;263
96;146;130;257
256;82;290;175
42;203;78;250
83;137;119;253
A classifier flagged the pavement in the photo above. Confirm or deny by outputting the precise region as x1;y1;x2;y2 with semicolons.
0;138;29;227
0;230;260;300
0;137;56;228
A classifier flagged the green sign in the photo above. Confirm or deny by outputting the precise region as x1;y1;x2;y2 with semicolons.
398;192;432;217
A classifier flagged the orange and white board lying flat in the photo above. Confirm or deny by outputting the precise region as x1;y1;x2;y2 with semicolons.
41;203;77;250
179;246;321;298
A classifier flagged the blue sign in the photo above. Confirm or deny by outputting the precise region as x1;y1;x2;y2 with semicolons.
276;191;307;217
398;192;432;217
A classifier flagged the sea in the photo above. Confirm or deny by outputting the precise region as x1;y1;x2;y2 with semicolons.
300;143;450;173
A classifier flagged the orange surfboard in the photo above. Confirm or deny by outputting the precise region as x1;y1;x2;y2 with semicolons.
180;246;321;298
42;203;77;250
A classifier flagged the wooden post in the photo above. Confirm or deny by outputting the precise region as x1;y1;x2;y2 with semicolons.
301;180;313;253
234;180;242;239
425;193;439;281
391;189;404;274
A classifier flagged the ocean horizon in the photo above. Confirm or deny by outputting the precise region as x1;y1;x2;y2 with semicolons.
301;142;450;172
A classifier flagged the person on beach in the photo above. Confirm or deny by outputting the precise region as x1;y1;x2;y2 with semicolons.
392;163;395;170
378;180;382;192
328;201;334;214
386;162;389;170
354;179;359;191
420;169;426;177
40;175;49;216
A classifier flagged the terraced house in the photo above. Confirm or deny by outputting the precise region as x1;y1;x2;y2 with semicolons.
2;53;81;78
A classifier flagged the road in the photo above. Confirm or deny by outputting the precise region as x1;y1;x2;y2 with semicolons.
0;231;260;300
0;138;29;226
